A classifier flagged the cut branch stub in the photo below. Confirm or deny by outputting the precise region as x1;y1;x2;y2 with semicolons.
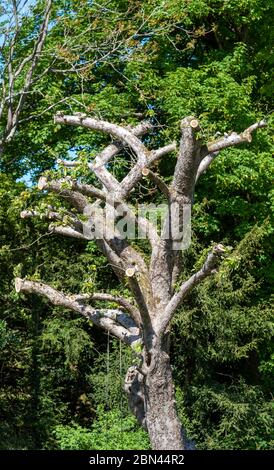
190;119;200;130
213;243;226;254
242;130;252;143
38;176;48;190
126;267;136;277
15;277;23;293
181;116;200;132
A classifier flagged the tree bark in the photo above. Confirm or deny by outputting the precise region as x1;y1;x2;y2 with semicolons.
145;350;184;450
125;347;194;450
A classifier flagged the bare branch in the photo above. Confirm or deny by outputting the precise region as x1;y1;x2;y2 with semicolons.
206;120;267;154
53;114;161;196
0;79;7;122
39;176;106;200
157;244;227;334
58;121;153;169
38;176;159;245
20;207;84;235
118;142;177;199
143;169;170;198
56;159;78;168
95;121;153;166
48;224;87;240
148;142;177;165
15;278;141;347
91;292;141;325
30;184;152;309
4;0;52;143
33;179;155;322
21;209;61;221
38;176;89;212
5;0;20;131
55;115;175;199
195;120;267;182
101;309;140;334
195;152;218;182
54;114;150;164
21;209;86;240
57;138;177;179
18;96;68;124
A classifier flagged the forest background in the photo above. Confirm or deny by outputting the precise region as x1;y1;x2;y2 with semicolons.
0;0;273;450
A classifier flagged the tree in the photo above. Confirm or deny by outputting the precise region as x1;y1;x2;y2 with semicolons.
0;0;52;155
1;0;146;176
15;111;267;450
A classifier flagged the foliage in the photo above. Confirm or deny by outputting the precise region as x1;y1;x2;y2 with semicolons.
171;221;273;450
186;382;274;450
175;383;273;450
54;407;150;450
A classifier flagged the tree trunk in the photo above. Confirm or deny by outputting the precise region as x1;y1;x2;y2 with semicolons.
145;350;184;449
125;349;195;450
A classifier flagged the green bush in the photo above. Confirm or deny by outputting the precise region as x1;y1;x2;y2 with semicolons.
54;407;150;450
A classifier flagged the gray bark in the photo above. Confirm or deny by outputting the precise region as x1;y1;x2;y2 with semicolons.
144;350;184;450
125;344;195;450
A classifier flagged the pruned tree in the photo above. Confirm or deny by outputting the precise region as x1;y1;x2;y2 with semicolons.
15;112;266;450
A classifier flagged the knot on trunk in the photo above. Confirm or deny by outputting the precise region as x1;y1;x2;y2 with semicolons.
124;366;147;429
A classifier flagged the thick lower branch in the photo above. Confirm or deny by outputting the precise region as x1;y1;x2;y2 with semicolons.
15;278;141;348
